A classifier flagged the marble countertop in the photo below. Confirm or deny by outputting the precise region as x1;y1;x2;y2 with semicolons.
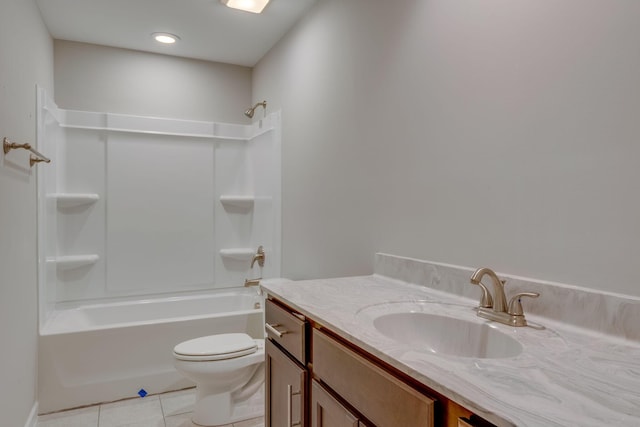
261;275;640;427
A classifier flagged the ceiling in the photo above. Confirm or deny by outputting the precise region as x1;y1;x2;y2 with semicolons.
36;0;317;67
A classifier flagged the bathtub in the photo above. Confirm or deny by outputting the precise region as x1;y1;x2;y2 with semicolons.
38;287;266;414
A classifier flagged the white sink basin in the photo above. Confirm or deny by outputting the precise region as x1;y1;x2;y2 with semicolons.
373;312;523;359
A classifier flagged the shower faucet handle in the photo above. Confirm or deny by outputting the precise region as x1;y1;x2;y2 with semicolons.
250;246;265;268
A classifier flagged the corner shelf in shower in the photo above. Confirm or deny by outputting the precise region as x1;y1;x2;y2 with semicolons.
47;254;100;270
220;195;255;209
219;248;255;261
49;193;100;207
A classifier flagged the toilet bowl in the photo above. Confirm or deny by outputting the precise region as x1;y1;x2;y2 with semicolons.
173;333;265;426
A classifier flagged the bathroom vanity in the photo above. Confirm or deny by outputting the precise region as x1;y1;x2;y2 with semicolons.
265;297;490;427
261;254;640;427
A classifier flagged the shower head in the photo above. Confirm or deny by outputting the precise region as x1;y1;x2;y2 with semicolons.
244;101;267;118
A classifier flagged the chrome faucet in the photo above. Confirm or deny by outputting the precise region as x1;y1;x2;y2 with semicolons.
250;246;265;268
470;267;539;327
470;267;507;312
245;246;265;290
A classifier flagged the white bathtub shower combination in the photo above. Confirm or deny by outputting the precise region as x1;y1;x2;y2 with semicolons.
39;288;265;413
35;89;282;414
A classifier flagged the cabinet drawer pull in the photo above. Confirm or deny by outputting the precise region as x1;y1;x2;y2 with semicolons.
287;384;302;427
266;322;290;338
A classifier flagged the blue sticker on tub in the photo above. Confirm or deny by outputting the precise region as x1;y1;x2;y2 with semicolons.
138;389;147;398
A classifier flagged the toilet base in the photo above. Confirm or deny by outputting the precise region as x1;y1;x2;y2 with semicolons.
191;384;264;426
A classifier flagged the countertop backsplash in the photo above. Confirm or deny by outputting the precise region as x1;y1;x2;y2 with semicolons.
374;253;640;343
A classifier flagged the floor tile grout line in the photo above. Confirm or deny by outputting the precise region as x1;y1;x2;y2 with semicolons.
159;393;167;427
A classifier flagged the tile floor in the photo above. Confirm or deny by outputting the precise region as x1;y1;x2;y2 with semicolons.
36;388;264;427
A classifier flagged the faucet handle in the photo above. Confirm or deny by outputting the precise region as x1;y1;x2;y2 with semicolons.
250;245;265;268
507;292;540;316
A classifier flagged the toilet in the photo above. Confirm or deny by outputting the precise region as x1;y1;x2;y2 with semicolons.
173;333;265;426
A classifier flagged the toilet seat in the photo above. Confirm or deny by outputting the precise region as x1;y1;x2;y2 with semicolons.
173;333;258;361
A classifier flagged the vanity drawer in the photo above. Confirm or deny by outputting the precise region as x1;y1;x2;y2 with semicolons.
456;416;497;427
312;329;434;427
265;298;307;364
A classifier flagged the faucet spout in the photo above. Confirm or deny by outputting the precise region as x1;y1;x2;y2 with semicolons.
470;267;507;313
244;277;261;287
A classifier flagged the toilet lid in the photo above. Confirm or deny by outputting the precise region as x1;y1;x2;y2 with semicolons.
173;333;258;361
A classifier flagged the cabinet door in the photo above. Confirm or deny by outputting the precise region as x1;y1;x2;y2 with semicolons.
266;338;307;427
311;380;359;427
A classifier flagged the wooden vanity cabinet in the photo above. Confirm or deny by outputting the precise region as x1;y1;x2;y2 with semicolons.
313;328;434;427
265;296;496;427
265;298;309;427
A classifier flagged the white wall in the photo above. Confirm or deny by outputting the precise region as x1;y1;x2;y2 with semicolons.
0;0;53;425
254;0;640;297
54;40;252;123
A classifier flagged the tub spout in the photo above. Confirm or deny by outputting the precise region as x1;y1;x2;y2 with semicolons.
244;277;261;287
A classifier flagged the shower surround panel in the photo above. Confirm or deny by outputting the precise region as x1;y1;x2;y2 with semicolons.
36;88;281;312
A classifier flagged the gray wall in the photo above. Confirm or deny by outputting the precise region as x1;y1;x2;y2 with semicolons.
54;40;253;123
254;0;640;297
0;0;53;425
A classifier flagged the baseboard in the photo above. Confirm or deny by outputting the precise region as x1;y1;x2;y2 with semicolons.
24;401;38;427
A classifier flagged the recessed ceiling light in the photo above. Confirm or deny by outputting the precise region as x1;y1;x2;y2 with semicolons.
152;33;180;44
220;0;270;14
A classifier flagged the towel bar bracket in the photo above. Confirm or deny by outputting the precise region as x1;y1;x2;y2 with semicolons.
3;137;51;167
